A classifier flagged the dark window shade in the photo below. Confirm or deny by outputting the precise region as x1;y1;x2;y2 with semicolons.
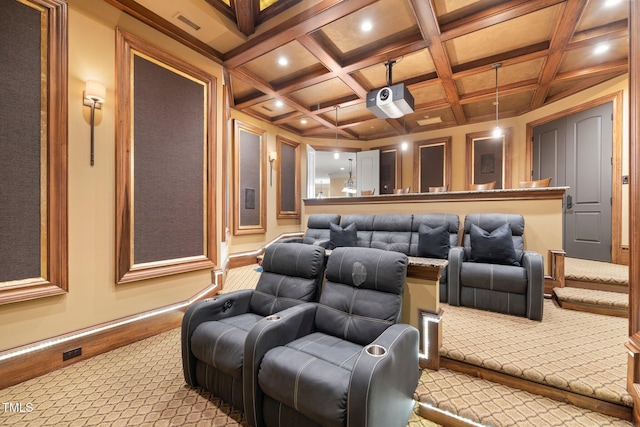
473;138;503;188
132;55;205;264
420;145;445;190
380;151;396;194
280;143;296;211
0;2;43;281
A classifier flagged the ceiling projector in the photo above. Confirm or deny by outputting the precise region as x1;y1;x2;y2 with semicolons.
366;83;414;119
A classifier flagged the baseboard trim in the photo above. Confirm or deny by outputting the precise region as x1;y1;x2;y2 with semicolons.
440;357;632;421
0;270;223;390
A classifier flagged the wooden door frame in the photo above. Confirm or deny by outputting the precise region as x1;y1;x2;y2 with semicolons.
525;91;624;264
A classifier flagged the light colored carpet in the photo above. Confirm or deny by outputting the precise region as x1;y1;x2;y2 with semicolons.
417;367;632;427
554;287;629;309
565;258;628;287
439;300;631;407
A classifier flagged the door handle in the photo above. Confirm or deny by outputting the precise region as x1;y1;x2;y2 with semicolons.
566;194;573;209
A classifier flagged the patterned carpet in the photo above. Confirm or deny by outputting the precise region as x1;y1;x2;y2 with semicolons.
0;264;632;426
438;300;631;408
554;286;629;309
564;258;628;287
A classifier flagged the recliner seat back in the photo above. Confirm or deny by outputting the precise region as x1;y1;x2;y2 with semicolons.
302;213;340;246
250;243;326;316
315;247;408;345
462;213;525;262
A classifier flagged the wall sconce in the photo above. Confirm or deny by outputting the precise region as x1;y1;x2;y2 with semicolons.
83;80;105;166
268;151;277;186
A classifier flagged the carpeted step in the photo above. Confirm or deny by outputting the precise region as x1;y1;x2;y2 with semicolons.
564;257;628;293
554;286;628;318
416;367;632;427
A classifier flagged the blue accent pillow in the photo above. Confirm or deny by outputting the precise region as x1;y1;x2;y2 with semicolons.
329;222;357;249
469;223;520;266
417;223;450;259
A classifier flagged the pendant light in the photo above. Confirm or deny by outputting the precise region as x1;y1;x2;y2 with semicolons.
341;158;356;196
492;63;502;138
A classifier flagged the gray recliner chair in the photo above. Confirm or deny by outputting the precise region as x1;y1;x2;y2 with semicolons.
244;247;419;427
181;242;327;410
448;213;544;320
280;213;341;248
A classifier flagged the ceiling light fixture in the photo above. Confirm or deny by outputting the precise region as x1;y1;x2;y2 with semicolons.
334;106;340;159
361;20;373;32
301;118;307;124
275;100;284;107
594;43;609;54
491;63;503;139
278;57;288;66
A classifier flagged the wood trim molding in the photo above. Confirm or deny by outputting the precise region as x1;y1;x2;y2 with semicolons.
276;136;301;219
304;187;567;206
0;272;223;390
412;136;452;193
465;128;512;190
0;0;69;305
544;249;565;295
115;29;217;284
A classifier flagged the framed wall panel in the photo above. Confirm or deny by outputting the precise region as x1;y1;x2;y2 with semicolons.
115;29;216;284
0;0;68;304
234;120;266;234
466;129;512;190
372;144;402;195
276;136;300;219
413;137;452;193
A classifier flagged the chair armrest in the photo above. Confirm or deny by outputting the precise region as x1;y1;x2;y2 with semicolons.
523;251;544;320
447;246;464;306
313;238;330;248
181;290;253;385
279;237;303;244
243;303;318;427
348;324;420;427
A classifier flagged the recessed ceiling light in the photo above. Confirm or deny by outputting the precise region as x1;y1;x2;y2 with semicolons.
278;57;288;66
275;100;284;107
361;20;373;32
594;43;609;54
301;119;307;124
604;0;622;7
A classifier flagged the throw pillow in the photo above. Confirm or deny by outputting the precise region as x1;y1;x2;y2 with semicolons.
329;222;357;249
417;223;450;259
469;223;520;266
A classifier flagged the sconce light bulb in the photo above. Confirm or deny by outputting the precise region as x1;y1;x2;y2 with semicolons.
492;126;502;138
334;152;340;159
401;142;408;151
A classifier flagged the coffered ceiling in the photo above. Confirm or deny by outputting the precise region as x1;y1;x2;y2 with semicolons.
106;0;629;141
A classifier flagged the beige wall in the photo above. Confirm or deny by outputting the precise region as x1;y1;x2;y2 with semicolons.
0;1;224;350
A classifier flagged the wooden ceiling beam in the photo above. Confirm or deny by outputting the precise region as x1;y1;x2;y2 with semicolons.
297;35;368;99
224;0;378;67
409;0;467;125
233;0;257;36
438;0;565;42
530;0;589;110
458;79;539;105
552;60;629;82
567;19;628;50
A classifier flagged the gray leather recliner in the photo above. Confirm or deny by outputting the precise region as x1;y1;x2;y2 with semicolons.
244;246;419;427
280;213;341;248
181;242;326;410
448;213;544;320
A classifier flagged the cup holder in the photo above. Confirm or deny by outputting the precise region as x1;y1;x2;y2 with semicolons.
365;344;387;357
265;315;281;321
204;297;217;303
